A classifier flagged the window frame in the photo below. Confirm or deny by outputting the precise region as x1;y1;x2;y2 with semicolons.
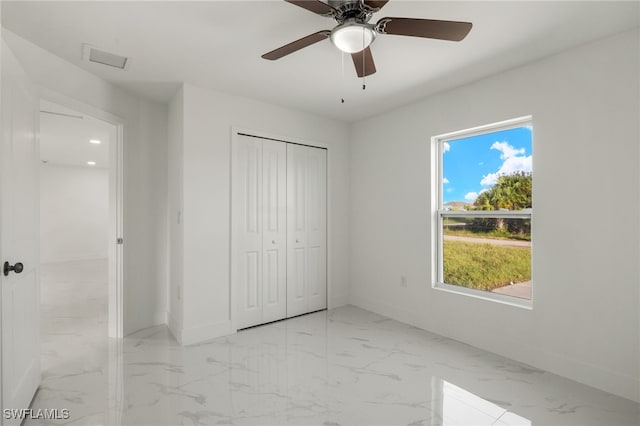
431;116;533;309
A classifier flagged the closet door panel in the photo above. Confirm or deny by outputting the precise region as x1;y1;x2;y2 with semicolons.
244;252;260;309
261;140;287;323
306;148;327;312
287;144;308;317
235;136;263;329
287;144;327;317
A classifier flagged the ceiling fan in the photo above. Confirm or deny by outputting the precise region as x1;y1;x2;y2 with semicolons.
262;0;473;77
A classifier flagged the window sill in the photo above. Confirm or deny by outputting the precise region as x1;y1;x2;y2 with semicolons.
433;282;533;310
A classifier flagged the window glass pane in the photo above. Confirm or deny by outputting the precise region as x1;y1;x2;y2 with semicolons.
443;215;531;300
442;126;532;211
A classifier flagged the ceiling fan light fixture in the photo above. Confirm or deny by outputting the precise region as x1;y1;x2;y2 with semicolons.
331;22;375;53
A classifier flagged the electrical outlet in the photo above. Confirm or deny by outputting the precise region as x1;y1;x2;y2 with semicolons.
400;276;407;287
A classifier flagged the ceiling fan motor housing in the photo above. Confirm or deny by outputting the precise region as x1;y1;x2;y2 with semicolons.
328;0;375;23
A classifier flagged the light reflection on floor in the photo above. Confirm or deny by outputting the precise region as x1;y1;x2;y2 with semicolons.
440;380;530;426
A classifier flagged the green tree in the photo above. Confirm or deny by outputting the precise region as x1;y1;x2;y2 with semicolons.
474;172;532;211
471;172;532;236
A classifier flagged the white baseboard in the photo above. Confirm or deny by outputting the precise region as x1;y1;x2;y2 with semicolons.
533;347;640;403
168;318;234;346
349;294;421;330
153;311;168;327
349;294;640;403
167;311;182;344
329;295;348;310
181;320;233;346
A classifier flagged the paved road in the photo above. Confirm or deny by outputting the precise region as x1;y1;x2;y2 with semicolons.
444;235;531;248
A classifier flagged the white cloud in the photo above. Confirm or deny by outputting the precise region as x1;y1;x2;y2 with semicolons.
446;188;454;193
443;177;449;184
464;192;478;202
443;142;450;153
480;141;531;186
491;141;525;160
480;174;498;186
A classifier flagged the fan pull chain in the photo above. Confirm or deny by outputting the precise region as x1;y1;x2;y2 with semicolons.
341;51;345;103
362;27;366;91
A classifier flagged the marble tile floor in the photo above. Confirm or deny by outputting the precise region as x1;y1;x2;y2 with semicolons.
29;260;639;426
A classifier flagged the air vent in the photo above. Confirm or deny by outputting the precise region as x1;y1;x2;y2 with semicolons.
82;44;129;70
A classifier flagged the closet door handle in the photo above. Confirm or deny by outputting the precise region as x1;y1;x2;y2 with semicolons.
3;261;23;277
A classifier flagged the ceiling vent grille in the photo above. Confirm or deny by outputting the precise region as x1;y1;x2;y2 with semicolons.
82;44;129;70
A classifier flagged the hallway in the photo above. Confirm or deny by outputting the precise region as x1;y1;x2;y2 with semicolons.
34;259;110;424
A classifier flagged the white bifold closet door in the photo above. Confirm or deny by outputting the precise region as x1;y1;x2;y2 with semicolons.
234;134;327;329
286;143;327;317
235;136;287;329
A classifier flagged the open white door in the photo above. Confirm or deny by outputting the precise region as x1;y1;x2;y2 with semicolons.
1;42;41;423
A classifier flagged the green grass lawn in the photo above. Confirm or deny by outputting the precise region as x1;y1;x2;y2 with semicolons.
443;240;531;291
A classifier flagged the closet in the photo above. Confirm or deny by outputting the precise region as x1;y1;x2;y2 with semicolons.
232;133;327;329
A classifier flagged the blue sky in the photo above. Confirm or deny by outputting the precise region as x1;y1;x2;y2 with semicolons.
443;126;532;204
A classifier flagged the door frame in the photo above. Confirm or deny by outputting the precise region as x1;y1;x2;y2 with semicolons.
229;127;330;332
39;88;125;339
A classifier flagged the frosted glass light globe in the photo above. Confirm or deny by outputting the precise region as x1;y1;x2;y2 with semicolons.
331;23;375;53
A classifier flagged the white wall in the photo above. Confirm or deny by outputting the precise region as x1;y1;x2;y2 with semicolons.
167;83;350;345
349;29;640;403
40;164;109;263
2;29;169;335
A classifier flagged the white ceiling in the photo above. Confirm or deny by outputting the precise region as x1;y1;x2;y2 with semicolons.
40;100;113;169
3;1;639;122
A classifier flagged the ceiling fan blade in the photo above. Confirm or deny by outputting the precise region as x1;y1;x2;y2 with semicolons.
285;0;337;17
362;0;389;11
262;30;331;60
351;47;376;77
376;17;472;41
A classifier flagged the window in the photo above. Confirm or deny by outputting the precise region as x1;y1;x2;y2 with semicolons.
432;116;533;306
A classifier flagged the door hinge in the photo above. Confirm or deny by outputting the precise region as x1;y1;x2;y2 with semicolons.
117;238;124;245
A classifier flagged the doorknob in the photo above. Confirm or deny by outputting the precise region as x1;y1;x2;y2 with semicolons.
3;262;23;277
